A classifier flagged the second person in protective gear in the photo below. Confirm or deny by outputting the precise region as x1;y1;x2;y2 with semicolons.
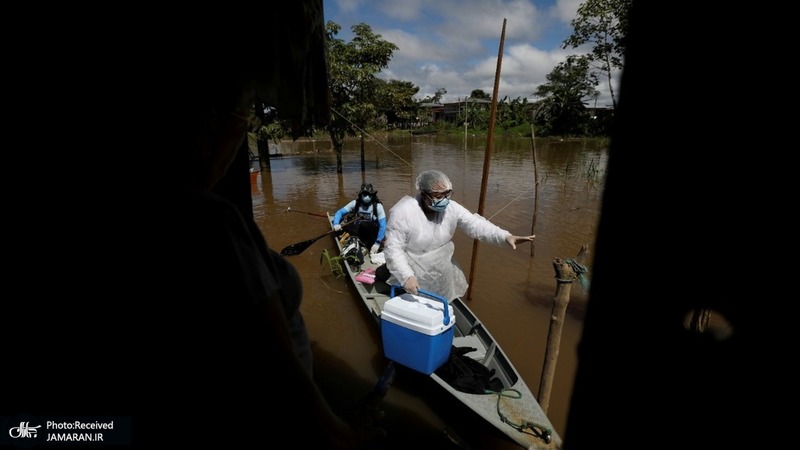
332;183;387;255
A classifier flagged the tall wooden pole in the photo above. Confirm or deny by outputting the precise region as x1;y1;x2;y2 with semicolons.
538;245;589;412
466;18;506;302
463;97;468;150
529;123;539;257
525;122;540;298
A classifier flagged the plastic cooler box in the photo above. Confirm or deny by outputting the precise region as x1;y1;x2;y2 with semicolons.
381;287;455;375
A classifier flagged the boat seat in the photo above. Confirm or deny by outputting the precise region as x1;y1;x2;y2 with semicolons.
452;335;487;362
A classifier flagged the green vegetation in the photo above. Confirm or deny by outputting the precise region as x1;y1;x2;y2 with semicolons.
319;249;347;279
257;0;630;154
585;156;605;192
325;21;399;173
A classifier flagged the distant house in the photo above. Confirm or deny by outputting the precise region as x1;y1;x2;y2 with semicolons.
586;105;615;120
419;98;492;125
442;98;492;123
417;102;445;124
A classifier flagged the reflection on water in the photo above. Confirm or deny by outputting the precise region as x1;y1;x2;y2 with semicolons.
251;134;607;448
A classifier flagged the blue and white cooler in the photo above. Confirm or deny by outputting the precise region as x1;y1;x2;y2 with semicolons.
381;287;455;375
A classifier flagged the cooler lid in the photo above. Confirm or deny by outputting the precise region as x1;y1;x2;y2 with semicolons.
383;293;454;328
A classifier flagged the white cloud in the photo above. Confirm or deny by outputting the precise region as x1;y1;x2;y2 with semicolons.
326;0;621;106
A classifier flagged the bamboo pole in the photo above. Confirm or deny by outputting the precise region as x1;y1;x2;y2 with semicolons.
524;122;540;298
466;18;506;302
463;96;468;150
529;123;540;258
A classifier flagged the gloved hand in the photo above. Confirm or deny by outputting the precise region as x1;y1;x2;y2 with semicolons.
333;224;342;232
403;276;419;295
370;243;380;254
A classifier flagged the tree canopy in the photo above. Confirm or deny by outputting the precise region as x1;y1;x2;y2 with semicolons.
562;0;631;109
325;21;398;172
534;55;599;136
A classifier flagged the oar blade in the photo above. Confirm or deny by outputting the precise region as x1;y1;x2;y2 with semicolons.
280;238;317;257
279;217;352;257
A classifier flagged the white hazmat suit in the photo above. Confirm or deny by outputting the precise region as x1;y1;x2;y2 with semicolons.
384;195;511;301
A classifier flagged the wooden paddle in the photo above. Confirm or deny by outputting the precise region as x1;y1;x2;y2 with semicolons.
279;218;356;257
286;207;328;218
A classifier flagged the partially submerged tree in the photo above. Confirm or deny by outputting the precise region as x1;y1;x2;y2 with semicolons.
325;21;398;173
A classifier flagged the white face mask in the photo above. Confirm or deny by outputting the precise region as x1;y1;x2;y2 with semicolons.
361;195;372;204
429;197;449;211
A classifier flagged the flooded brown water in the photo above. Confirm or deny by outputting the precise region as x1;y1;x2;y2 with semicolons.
251;134;607;449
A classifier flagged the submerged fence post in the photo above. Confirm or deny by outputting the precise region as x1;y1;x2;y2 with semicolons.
538;244;589;412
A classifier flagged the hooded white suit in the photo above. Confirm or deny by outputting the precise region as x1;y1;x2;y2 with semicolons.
384;195;511;301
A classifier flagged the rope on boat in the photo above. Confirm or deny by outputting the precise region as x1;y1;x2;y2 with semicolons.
490;388;553;445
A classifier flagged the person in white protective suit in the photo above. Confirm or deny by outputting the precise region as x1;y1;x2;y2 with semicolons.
383;170;536;301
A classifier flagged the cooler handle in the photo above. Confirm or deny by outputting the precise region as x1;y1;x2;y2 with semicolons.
389;285;450;326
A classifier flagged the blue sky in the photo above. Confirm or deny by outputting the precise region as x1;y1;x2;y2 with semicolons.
323;0;620;108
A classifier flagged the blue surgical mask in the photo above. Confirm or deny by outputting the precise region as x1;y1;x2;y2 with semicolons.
429;197;450;211
361;195;372;204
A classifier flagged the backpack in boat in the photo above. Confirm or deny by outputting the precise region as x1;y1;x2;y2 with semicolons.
340;235;366;269
434;345;503;394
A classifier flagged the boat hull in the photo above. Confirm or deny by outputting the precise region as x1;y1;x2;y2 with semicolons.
326;213;561;449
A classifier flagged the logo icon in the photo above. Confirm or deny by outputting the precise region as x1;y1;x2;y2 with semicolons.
9;422;40;439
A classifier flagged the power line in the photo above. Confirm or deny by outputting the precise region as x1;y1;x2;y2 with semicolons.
330;108;412;167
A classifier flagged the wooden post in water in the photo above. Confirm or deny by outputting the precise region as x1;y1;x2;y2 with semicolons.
466;18;506;302
463;96;468;151
538;244;589;412
529;123;540;258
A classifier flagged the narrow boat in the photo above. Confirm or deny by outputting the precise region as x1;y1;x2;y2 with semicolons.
326;213;562;450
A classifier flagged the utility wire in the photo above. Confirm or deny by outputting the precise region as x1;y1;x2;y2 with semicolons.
486;185;535;221
331;107;531;221
331;108;413;168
